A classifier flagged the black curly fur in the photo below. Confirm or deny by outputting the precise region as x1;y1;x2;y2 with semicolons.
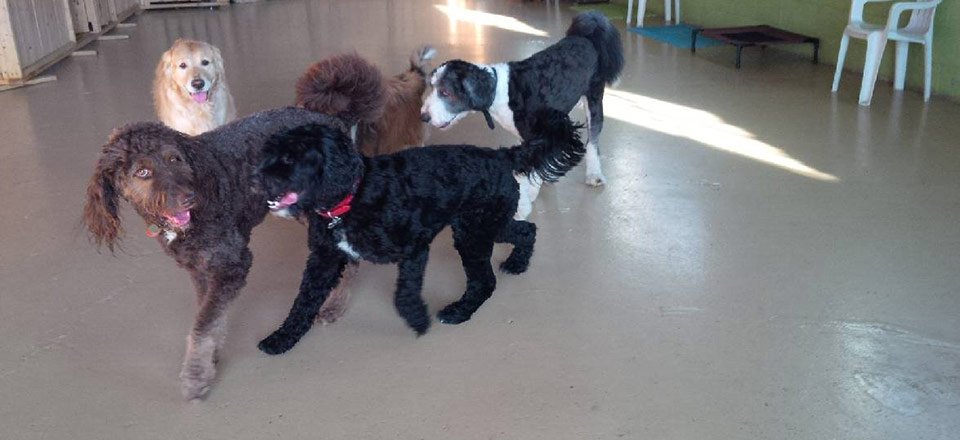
256;109;583;355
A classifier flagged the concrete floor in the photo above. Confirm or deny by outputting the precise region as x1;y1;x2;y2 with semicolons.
2;0;959;438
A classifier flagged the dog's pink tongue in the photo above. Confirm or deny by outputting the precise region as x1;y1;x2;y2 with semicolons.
280;192;298;205
191;91;208;103
168;211;191;227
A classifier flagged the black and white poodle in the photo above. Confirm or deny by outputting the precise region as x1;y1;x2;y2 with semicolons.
83;107;351;400
256;109;584;355
420;11;623;219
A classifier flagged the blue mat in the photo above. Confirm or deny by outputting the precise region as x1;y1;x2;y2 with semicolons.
628;24;725;49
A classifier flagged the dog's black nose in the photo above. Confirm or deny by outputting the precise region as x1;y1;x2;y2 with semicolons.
180;192;196;206
190;79;205;90
420;113;430;123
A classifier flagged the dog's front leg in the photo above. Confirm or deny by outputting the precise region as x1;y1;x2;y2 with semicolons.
189;270;209;305
394;250;431;335
258;246;348;355
180;249;252;401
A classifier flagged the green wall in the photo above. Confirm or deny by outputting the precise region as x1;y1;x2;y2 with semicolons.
611;0;960;100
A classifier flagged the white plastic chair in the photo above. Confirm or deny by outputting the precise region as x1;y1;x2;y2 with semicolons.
831;0;942;105
627;0;681;28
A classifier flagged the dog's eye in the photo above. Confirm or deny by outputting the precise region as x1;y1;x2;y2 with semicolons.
438;89;450;98
135;168;152;178
169;155;182;163
280;155;294;165
178;62;187;69
201;59;210;66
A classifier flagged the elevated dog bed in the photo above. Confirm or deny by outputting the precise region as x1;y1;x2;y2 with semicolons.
691;25;820;69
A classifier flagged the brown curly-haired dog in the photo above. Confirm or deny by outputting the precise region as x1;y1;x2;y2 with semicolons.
295;46;435;156
83;108;350;400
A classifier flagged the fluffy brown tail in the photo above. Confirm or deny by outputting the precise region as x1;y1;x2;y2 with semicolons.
295;54;387;127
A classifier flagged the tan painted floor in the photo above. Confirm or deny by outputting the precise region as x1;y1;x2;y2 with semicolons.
2;1;959;438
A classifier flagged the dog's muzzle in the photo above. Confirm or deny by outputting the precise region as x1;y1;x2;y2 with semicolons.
267;192;299;211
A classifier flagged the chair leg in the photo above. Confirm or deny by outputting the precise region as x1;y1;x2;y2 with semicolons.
894;40;909;91
675;0;680;23
924;41;933;101
859;33;887;106
626;0;634;26
832;34;850;92
664;0;671;23
637;0;647;28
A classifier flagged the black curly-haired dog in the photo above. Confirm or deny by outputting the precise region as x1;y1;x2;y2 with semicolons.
83;107;349;400
255;109;584;355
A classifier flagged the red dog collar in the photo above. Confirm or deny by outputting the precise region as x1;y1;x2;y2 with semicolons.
316;180;361;228
317;194;354;220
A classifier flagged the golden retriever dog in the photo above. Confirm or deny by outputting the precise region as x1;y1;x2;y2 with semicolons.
153;39;236;136
295;46;435;156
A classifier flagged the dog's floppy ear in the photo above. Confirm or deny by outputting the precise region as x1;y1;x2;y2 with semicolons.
462;65;497;129
211;44;224;81
157;46;175;79
314;127;363;209
83;131;127;252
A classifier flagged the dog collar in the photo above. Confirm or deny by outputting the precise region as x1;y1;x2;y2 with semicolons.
316;193;356;229
315;179;362;229
146;224;179;243
317;194;353;219
481;110;495;130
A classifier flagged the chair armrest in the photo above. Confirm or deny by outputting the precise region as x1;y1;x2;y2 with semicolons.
850;0;895;22
886;0;942;31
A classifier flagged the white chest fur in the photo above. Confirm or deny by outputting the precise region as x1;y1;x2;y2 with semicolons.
337;237;360;259
486;63;518;137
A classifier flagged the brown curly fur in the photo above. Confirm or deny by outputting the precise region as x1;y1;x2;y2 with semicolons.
296;46;434;157
295;53;386;128
82;108;352;400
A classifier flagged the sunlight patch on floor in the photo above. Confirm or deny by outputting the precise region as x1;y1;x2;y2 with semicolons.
604;89;839;182
435;2;549;37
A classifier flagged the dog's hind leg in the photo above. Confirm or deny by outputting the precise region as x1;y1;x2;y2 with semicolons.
180;248;252;401
584;84;607;186
315;261;358;325
394;251;432;335
496;219;536;275
437;218;497;325
258;247;349;355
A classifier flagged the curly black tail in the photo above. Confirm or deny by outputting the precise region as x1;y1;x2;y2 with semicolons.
503;110;585;183
566;11;624;86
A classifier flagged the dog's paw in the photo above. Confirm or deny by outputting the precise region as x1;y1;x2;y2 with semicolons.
410;319;431;337
585;172;607;187
257;332;295;355
316;308;344;325
499;257;529;275
437;303;473;325
179;362;215;401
